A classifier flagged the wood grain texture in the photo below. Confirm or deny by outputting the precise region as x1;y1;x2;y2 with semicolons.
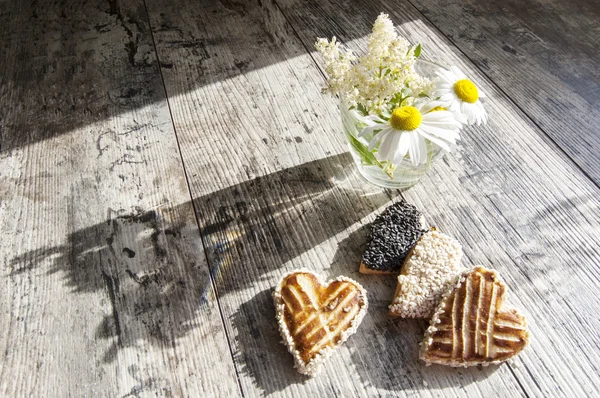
0;0;238;396
269;0;600;396
144;1;434;396
2;0;600;396
148;0;599;396
404;0;600;185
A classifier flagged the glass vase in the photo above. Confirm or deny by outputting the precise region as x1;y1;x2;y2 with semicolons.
342;60;447;190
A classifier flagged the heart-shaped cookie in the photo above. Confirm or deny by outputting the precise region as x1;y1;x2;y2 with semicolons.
420;266;529;367
273;269;368;376
389;230;464;319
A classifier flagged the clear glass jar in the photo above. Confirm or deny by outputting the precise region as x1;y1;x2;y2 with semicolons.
342;60;447;189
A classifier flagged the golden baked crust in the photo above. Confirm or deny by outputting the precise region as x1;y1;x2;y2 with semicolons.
273;269;368;376
359;261;395;275
420;266;529;367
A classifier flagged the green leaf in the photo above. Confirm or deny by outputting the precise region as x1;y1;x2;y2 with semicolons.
348;134;378;165
356;103;368;116
348;134;396;179
413;44;422;58
348;134;396;178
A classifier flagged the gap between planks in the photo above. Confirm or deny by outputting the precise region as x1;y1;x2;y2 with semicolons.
264;3;533;396
399;0;600;190
140;0;246;395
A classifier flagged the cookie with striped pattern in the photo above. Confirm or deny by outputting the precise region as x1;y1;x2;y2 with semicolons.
273;269;368;376
420;266;529;367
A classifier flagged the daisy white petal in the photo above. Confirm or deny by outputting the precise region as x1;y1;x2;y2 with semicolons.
419;123;459;141
368;127;392;151
419;100;447;114
438;93;455;102
407;132;427;165
367;114;388;124
436;70;455;82
358;123;388;137
422;121;460;132
421;110;459;123
392;132;411;164
378;131;402;163
476;101;488;123
418;130;451;152
347;109;364;122
420;119;461;134
450;66;467;79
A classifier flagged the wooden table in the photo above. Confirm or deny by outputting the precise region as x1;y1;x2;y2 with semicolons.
1;0;599;396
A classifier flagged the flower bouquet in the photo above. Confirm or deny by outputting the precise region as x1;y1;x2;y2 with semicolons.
315;13;487;189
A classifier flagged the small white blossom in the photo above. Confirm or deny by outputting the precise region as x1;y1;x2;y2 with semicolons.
315;13;432;114
314;36;355;100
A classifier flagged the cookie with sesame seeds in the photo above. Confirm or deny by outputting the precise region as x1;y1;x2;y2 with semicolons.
360;200;428;274
273;269;368;376
388;230;464;318
420;266;529;366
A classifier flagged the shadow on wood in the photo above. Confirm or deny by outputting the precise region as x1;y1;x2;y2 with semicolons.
7;153;397;365
232;288;307;394
193;152;397;296
8;205;211;363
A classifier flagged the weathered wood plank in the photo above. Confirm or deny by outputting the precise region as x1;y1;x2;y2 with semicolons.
0;1;238;396
143;0;600;396
145;1;420;395
258;0;600;396
405;0;600;185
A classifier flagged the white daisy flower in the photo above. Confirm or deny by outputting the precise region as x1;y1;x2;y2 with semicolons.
433;66;487;126
358;103;461;166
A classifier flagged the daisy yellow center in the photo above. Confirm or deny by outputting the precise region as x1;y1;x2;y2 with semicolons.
453;79;479;103
428;106;447;112
390;106;422;131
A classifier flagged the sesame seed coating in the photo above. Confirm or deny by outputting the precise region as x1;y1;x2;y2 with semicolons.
362;200;427;273
272;269;368;377
420;266;529;367
389;231;464;318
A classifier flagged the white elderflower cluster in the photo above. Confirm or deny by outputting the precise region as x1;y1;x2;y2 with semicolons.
315;13;432;114
314;36;356;98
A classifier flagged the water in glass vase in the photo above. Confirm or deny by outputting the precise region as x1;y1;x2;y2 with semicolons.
341;60;449;190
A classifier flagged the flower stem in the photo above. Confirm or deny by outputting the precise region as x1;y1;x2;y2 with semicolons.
347;133;395;179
